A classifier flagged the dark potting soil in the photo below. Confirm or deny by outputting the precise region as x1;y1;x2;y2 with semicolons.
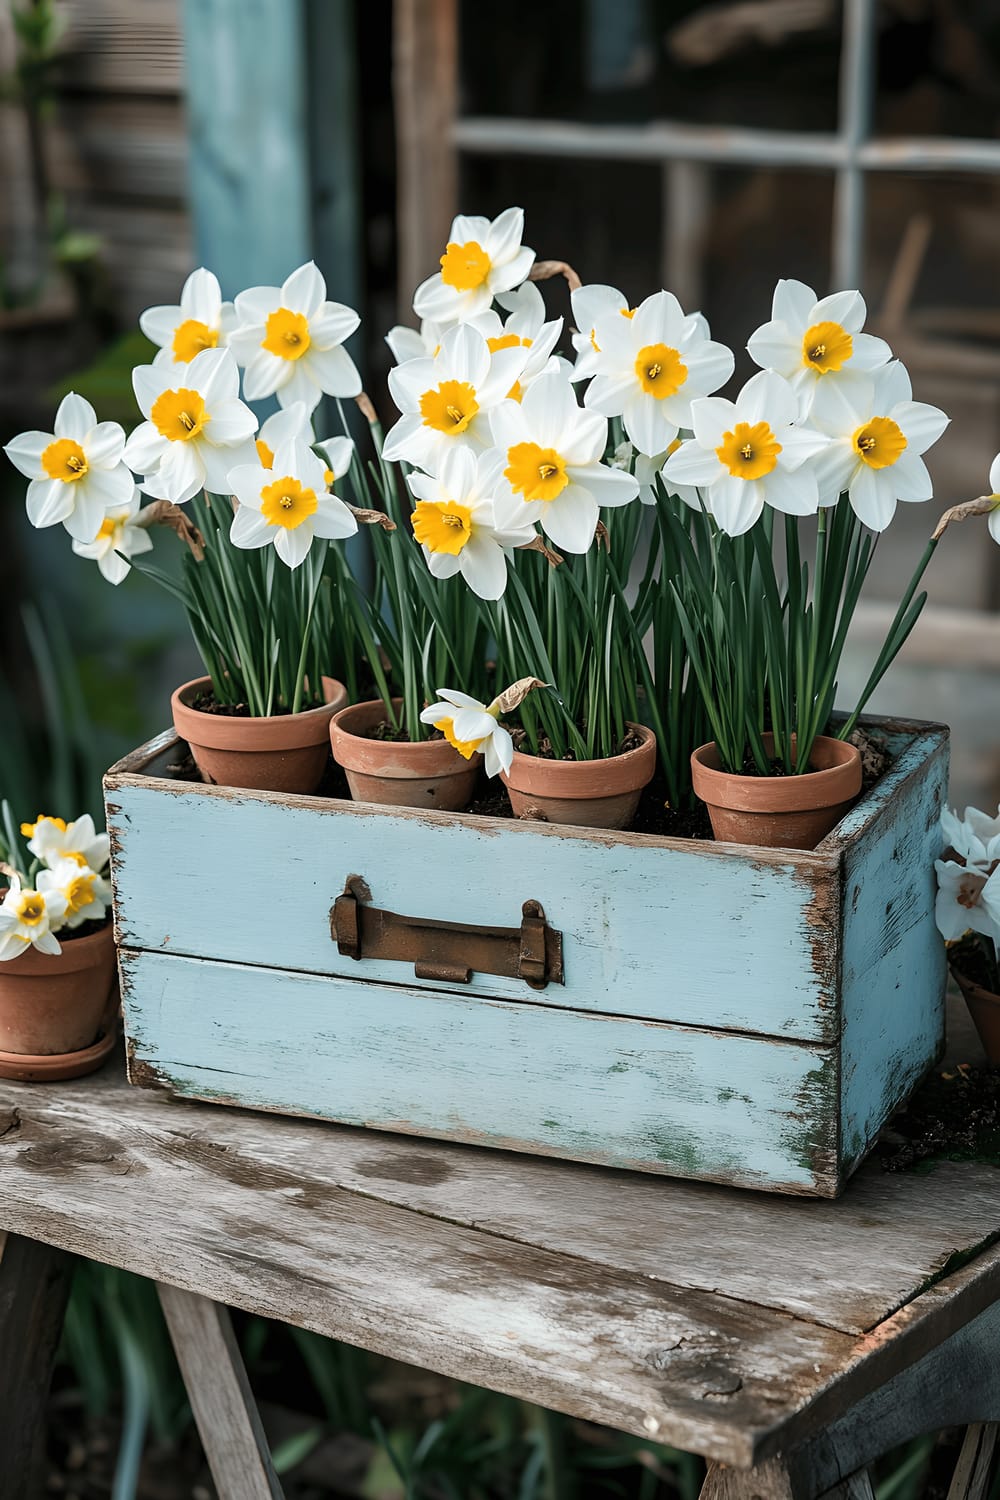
508;724;645;762
60;917;111;942
949;933;1000;994
879;1062;1000;1173
191;690;325;718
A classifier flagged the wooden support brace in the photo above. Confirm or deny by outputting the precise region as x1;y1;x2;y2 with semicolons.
157;1283;284;1500
0;1231;73;1500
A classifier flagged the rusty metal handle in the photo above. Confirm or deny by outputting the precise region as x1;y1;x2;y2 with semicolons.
330;875;563;990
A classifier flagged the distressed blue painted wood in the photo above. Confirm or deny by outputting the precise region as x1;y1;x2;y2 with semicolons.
104;717;949;1197
119;949;835;1193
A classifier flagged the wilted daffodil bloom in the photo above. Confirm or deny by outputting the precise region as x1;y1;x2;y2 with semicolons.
584;290;734;458
407;446;535;600
0;877;67;960
747;280;892;410
229;261;362;412
663;370;829;537
4;392;134;541
37;857;112;930
22;813;110;872
139;267;236;369
420;690;515;777
809;361;949;531
72;486;153;584
125;347;258;505
228;436;357;569
413;207;535;324
383;322;531;471
491;369;640;553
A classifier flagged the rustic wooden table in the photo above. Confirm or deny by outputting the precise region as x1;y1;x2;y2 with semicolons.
1;1030;999;1500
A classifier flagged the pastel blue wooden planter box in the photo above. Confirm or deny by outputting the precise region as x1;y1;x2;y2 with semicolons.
103;716;948;1198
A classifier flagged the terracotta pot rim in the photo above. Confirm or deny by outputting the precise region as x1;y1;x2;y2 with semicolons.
0;919;114;976
502;723;657;799
691;734;862;814
330;698;482;777
172;675;346;752
950;963;1000;1007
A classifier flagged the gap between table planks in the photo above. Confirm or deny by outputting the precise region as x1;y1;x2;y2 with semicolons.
1;1055;999;1468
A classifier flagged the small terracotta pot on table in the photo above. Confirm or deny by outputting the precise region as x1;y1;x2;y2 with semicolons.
0;921;117;1081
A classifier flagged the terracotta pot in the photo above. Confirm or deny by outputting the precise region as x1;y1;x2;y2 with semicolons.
690;733;862;851
951;965;1000;1065
330;698;482;810
501;724;657;830
0;921;116;1078
171;675;347;795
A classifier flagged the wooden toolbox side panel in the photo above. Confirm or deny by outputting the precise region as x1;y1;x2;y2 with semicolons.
838;729;949;1170
119;949;842;1196
105;780;839;1042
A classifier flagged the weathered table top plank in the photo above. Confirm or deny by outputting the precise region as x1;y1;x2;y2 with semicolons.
0;1050;998;1467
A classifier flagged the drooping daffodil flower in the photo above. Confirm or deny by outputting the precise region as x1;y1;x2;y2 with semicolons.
124;347;258;505
227;436;357;569
4;392;134;541
139;267;237;370
228;262;362;413
412;207;535;324
0;876;67;960
71;486;153;585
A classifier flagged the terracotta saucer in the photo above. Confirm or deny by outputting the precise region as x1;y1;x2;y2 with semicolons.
0;1027;117;1082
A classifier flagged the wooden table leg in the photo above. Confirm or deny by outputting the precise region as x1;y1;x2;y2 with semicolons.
157;1283;284;1500
0;1231;73;1500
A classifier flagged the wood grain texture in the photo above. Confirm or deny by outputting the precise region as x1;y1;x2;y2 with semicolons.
393;0;458;313
118;947;840;1194
158;1284;284;1499
839;731;949;1170
58;0;184;93
0;1062;998;1468
0;1232;73;1499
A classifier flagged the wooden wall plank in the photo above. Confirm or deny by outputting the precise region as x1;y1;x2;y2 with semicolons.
118;947;839;1194
393;0;458;313
57;0;184;95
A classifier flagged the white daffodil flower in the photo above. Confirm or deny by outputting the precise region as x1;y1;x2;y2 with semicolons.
71;485;153;585
385;317;447;366
229;261;362;413
986;453;1000;547
490;369;639;554
808;361;949;531
0;876;67;960
407;446;535;601
611;437;702;510
124;347;258;505
570;284;634;381
747;279;892;411
583;290;735;458
228;436;357;569
470;281;563;402
139;267;237;370
21;812;111;871
941;804;1000;867
935;857;1000;946
412;207;535;324
37;857;112;930
420;690;515;778
4;392;134;542
662;371;829;537
383;322;531;471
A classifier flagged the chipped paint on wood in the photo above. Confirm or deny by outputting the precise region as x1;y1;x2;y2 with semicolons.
104;718;949;1197
119;947;841;1194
